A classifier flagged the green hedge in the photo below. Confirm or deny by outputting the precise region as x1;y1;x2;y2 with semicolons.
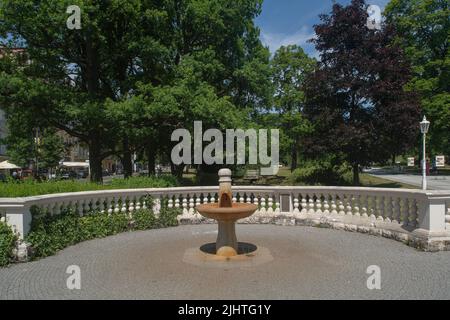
26;197;181;259
0;221;17;267
290;159;352;186
0;175;179;197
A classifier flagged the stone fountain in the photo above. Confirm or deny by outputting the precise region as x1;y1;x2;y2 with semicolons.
196;168;257;257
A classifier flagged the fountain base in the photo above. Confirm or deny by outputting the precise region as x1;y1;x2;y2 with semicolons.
183;242;273;268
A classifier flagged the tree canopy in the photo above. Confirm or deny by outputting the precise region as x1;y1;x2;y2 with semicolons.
303;0;421;184
0;0;271;181
385;0;449;157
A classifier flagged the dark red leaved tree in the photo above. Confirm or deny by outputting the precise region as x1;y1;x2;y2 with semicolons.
303;0;421;185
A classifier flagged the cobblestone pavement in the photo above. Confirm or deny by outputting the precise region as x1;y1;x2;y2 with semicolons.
1;224;450;299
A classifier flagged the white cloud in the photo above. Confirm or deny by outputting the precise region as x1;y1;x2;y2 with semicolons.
261;26;315;53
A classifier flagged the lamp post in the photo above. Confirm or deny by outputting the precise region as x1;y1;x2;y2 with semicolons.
420;116;430;190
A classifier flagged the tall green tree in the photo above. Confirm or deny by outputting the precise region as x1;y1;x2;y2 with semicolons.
0;0;271;182
1;109;64;171
271;45;315;171
303;0;421;185
385;0;450;158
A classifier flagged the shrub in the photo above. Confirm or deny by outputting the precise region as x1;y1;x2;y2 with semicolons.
290;159;351;186
0;175;179;197
133;209;157;230
0;221;17;267
26;197;182;259
158;198;180;228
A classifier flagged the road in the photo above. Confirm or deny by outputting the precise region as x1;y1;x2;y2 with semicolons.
370;173;450;190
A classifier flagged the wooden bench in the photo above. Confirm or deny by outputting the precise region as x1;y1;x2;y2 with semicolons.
243;169;260;182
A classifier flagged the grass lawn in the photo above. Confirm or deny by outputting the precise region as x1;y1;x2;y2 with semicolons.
359;174;416;189
230;167;417;189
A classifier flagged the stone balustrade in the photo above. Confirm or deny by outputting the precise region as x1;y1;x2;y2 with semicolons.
1;186;449;251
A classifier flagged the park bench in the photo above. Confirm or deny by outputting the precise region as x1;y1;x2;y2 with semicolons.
243;169;260;183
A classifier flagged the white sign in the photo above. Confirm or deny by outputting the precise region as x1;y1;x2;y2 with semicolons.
436;156;445;167
407;157;415;167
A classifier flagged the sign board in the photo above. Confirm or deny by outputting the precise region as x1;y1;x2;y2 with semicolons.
436;156;445;167
407;157;415;167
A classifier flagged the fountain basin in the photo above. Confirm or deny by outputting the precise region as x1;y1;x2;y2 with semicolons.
196;203;257;221
196;202;257;255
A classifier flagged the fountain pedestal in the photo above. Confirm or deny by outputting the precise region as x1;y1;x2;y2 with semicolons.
196;169;257;256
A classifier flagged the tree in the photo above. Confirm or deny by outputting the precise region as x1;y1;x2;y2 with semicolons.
0;0;271;182
271;45;315;171
1;109;64;171
385;0;450;158
303;0;421;185
0;0;155;181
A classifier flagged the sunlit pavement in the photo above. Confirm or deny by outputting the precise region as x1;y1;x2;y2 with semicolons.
370;174;450;190
1;224;450;300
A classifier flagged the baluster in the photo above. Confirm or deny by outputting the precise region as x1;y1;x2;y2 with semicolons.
384;196;393;223
193;195;201;219
368;196;376;220
247;194;252;205
345;194;353;216
182;196;189;217
399;198;408;225
392;197;400;223
315;194;323;215
307;194;315;214
408;198;418;227
377;195;385;221
337;195;345;215
188;196;195;215
330;194;338;215
99;198;108;213
121;197;127;213
108;198;114;214
274;195;280;215
210;193;216;203
259;196;267;216
232;193;237;203
267;196;274;215
175;197;180;209
112;198;119;213
252;195;260;216
300;195;308;215
361;194;368;219
293;196;300;215
239;193;245;203
128;197;135;213
353;194;360;217
322;194;330;215
135;196;142;211
78;199;86;216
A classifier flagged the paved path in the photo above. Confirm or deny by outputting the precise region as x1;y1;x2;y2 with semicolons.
1;224;450;300
370;174;450;190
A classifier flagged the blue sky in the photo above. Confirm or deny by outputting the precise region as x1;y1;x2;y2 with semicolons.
256;0;390;57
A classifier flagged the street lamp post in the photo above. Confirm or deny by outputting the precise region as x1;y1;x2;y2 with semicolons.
420;116;430;190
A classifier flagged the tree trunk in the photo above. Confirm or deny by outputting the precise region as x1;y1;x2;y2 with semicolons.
122;138;133;179
290;142;298;172
89;140;103;183
391;154;396;166
147;146;156;176
353;164;360;186
170;162;184;179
